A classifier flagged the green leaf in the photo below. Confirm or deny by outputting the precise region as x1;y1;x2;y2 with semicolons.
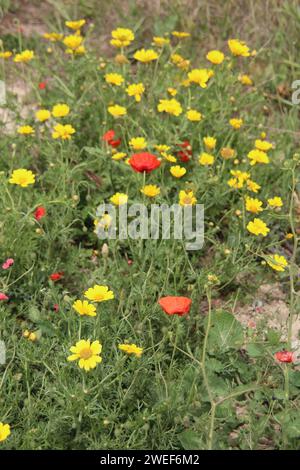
246;342;265;358
178;430;203;450
206;310;244;352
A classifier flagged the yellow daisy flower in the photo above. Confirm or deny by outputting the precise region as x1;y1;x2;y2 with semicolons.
266;254;288;272
118;343;143;357
73;300;97;317
52;123;75;140
67;339;102;371
129;137;147;150
9;169;35;187
134;49;158;63
247;218;270;236
14;50;34;63
170;165;186;178
108;104;127;117
36;109;51;122
84;285;114;302
140;185;160;197
0;423;11;442
52;103;70;118
105;73;124;86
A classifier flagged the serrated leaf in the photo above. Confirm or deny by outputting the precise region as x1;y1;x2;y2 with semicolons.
206;310;244;352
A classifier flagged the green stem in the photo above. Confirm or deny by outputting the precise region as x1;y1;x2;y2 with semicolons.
201;287;216;449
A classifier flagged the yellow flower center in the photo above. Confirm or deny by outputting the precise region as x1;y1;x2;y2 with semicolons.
80;348;93;359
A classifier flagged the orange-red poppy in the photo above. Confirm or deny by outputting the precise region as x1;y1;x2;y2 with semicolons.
129;152;161;173
158;296;192;316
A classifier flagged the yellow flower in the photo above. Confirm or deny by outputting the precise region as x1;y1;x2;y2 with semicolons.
52;123;75;140
14;50;34;63
172;31;190;38
171;53;190;70
105;73;124;86
199;152;215;166
203;136;216;151
0;51;12;59
108;104;127;117
170;165;186;178
114;53;129;64
157;98;182;116
69;45;86;55
155;144;170;153
153;36;170;47
134;49;158;63
112;152;127;161
36;109;51;122
110;192;128;205
238;74;253;86
228;39;250;57
129;137;147;150
95;213;113;231
206;50;224;64
221;147;235;159
255;139;273;151
84;285;114;302
0;423;11;442
285;233;293;240
186;109;202;121
52;103;70;118
266;254;288;272
126;83;145;102
247;218;270;236
247;149;269;165
118;343;143;358
228;170;250;189
110;28;134;48
188;68;213;88
161;152;177;162
65;20;86;30
63;35;83;51
167;87;177;96
43;32;63;42
17;125;34;135
247;179;261;193
245;196;263;214
28;332;37;342
140;184;160;197
73;300;97;317
268;197;283;208
229;118;243;129
9;169;35;187
179;190;197;206
67;339;102;371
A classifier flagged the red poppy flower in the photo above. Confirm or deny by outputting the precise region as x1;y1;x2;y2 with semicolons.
34;206;46;221
102;129;115;142
158;296;192;316
38;81;47;90
0;293;9;301
53;303;59;312
129;152;161;173
274;351;294;363
50;272;64;282
177;140;192;162
102;130;121;147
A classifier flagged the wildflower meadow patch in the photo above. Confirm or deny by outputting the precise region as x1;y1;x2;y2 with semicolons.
0;0;299;452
